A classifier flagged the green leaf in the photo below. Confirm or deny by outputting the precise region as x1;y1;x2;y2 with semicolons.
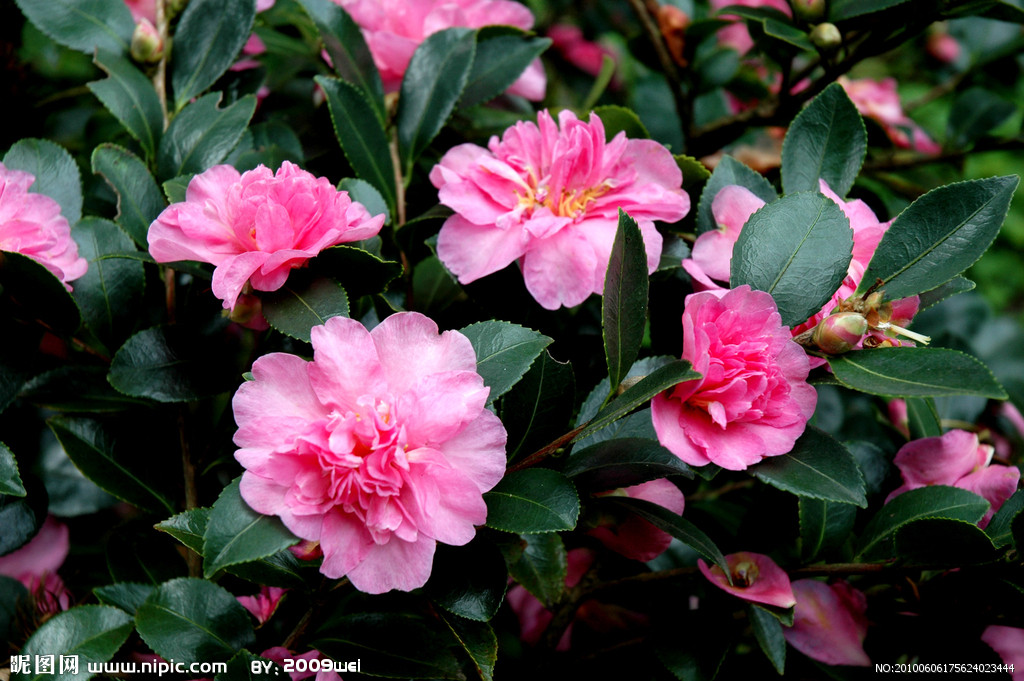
0;492;42;556
948;87;1016;148
748;604;785;675
603;496;728;574
731;192;853;327
829;347;1007;399
696;156;777;235
856;176;1019;299
295;0;385;119
339;177;390;225
502;351;574;460
460;321;553;404
88;51;164;160
855;485;989;560
986;490;1024;548
171;0;256;110
781;83;866;197
397;28;476;172
917;276;975;311
0;251;82;336
203;478;297;578
4;138;82;227
593;105;651;141
16;605;133;681
581;54;617;111
413;255;462;314
799;497;856;561
0;442;26;497
227;548;308;589
71;217;145;347
829;0;913;20
157;93;257;180
13;0;134;56
108;324;239;402
163;174;191;204
0;576;27;642
484;469;579;533
0;326;43;415
762;18;813;51
501;532;567;608
94;582;153;616
676;154;712;195
313;244;402;299
315;76;397;216
136;578;255;663
425;538;508;622
91;144;166;248
461;31;550;108
904;397;942;439
604;209;650;392
749;426;867;506
106;523;187;585
894;517;999;565
263;275;350;343
48;416;175;514
440;612;497;681
564;438;693;492
22;366;147;413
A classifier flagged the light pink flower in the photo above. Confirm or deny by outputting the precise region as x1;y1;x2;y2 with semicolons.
232;312;507;594
886;429;1020;528
0;162;87;291
839;77;941;154
590;479;685;561
651;285;816;470
982;626;1024;680
237;586;288;625
711;0;791;54
698;551;796;609
333;0;545;100
148;161;384;310
431;110;690;309
784;579;870;666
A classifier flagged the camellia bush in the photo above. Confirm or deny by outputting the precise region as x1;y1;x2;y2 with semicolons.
5;0;1024;678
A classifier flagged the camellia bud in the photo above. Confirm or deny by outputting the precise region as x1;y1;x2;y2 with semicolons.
790;0;827;22
812;312;868;355
810;22;842;52
130;19;164;64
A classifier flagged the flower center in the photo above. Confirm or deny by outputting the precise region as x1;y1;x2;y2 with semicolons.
517;180;611;220
732;561;759;587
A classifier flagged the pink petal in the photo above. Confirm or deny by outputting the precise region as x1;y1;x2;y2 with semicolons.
521;227;600;310
698;551;796;609
436;213;529;283
371;312;479;395
345;533;436;594
982;625;1024;680
308;316;387;413
784;579;870;666
0;516;69;583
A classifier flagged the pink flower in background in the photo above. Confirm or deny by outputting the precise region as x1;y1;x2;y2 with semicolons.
148;162;384;310
431;110;690;309
698;551;796;609
547;24;620;86
839;77;941;154
0;516;72;616
652;286;816;470
233;312;507;593
237;586;288;625
886;429;1020;528
124;0;156;23
507;548;595;649
784;579;870;666
982;626;1024;680
590;479;685;561
0;163;87;291
333;0;545;100
711;0;791;54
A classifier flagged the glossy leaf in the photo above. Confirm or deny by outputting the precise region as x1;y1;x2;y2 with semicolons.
696;155;777;235
171;0;256;110
71;217;145;346
22;366;146;413
157;93;257;180
604;496;728;573
339;177;390;225
750;426;867;506
227;547;308;589
461;31;550;108
4;138;82;227
829;0;913;20
0;251;82;335
0;326;43;415
948;88;1016;148
905;397;942;439
263;275;350;343
17;605;133;681
484;469;580;533
94;582;153;616
88;51;164;160
748;604;786;675
106;523;187;585
0;442;26;497
731;192;853;327
203;478;297;578
593;105;651;140
503;351;574;460
13;0;134;56
781;83;866;197
314;244;402;299
917;276;975;311
0;492;42;556
502;532;567;608
603;209;650;392
91;144;166;248
565;438;693;492
413;255;462;314
441;612;497;681
425;538;508;622
986;490;1024;548
829;347;1007;399
857;176;1019;299
0;576;27;642
895;517;999;565
799;497;856;561
460;321;552;404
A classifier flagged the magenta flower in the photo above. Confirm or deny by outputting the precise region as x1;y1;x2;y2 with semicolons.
711;0;791;54
590;478;686;561
982;626;1024;680
784;579;870;666
0;162;87;291
0;515;73;617
839;77;941;154
232;312;507;593
334;0;545;100
148;162;384;310
431;110;690;309
698;551;796;609
547;24;620;86
651;285;816;470
237;586;288;625
886;429;1020;528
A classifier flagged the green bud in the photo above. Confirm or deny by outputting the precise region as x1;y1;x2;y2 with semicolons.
790;0;827;22
130;19;164;64
810;22;842;51
813;312;868;355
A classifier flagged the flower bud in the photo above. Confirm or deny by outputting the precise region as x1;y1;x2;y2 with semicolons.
790;0;827;22
810;22;842;52
130;19;164;64
812;312;868;355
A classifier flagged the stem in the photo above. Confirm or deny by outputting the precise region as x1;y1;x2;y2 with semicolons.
507;424;586;473
389;131;406;229
178;406;200;577
863;138;1024;172
154;0;170;128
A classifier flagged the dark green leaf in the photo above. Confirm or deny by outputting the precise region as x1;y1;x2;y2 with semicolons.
263;275;350;343
696;156;777;234
603;496;727;573
315;76;397;215
412;255;462;314
917;276;975;311
313;244;402;299
71;217;145;346
894;517;999;564
339;177;390;225
0;326;42;415
0;576;27;642
94;582;153;616
857;176;1019;299
731;192;853;327
425;538;508;622
157;93;257;180
203;478;297;578
977;0;1024;22
0;443;26;497
13;0;134;55
565;438;693;492
91;144;166;248
22;366;146;412
484;469;579;533
799;497;856;561
460;321;552;404
88;51;164;160
593;105;651;140
829;347;1007;399
461;32;550;108
502;350;574;461
440;612;497;681
781;83;866;197
676;154;712;195
604;210;650;392
227;547;309;589
4;138;82;227
398;28;476;172
855;485;989;560
171;0;256;110
501;532;567;608
106;522;187;585
829;0;913;20
948;88;1015;148
48;416;175;514
17;605;133;681
904;397;942;439
986;490;1024;548
750;426;867;506
762;18;813;51
0;492;42;557
581;54;617;110
748;604;785;675
136;578;255;663
0;251;82;335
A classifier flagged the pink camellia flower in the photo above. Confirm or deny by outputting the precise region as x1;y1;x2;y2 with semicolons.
547;24;620;87
784;579;870;666
651;285;816;470
0;162;87;291
839;77;941;154
698;551;796;609
431;109;690;310
886;429;1020;528
507;548;596;650
148;161;384;310
124;0;156;23
0;515;73;616
333;0;545;100
982;626;1024;680
232;312;507;594
237;586;288;625
590;479;686;561
711;0;791;54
